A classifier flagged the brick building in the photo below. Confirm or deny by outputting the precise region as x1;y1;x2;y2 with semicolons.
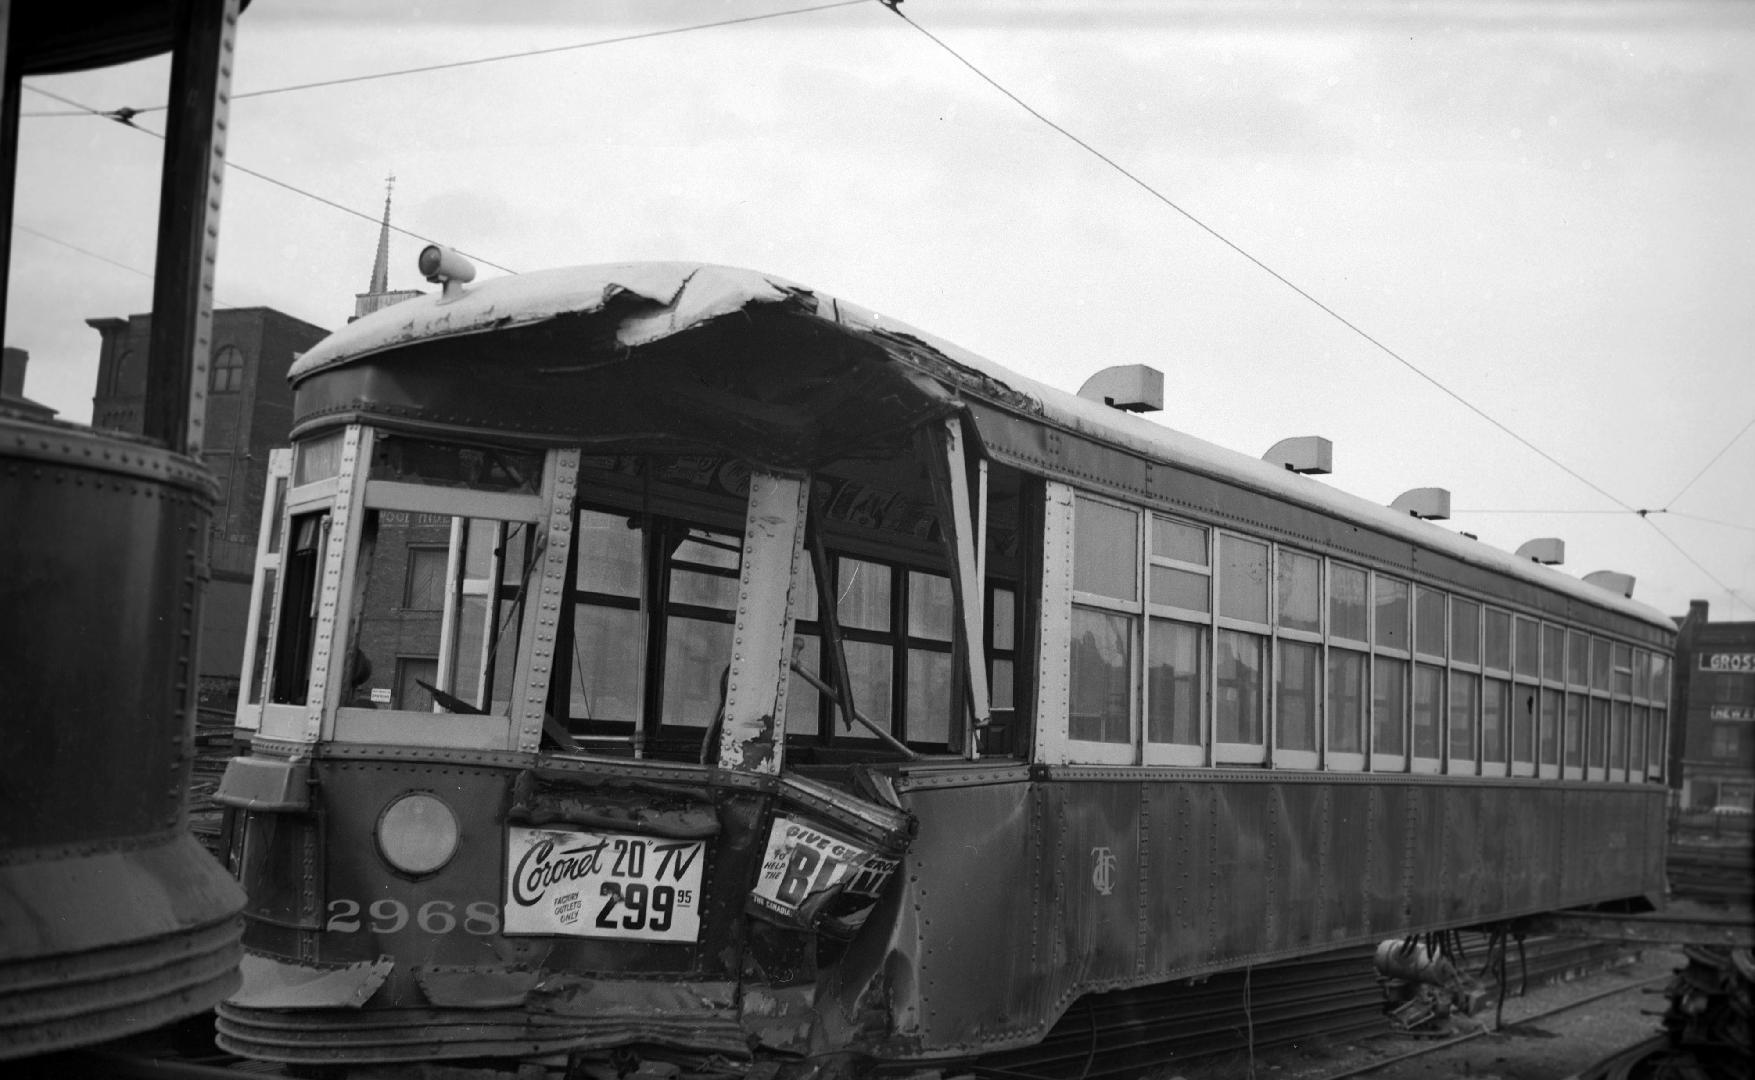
86;307;329;699
85;180;428;704
1671;600;1755;811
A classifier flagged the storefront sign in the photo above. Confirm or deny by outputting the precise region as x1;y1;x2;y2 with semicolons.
1700;652;1755;674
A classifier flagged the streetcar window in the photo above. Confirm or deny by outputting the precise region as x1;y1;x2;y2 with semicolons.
1589;698;1611;777
1648;706;1667;779
1075;499;1139;602
1070;497;1139;748
1276;551;1321;634
1326;563;1368;769
1542;624;1565;683
1485;610;1512;673
268;510;330;706
1152;516;1208;565
344;509;534;714
905;571;956;745
1276;640;1320;758
1374;576;1410;651
1511;683;1537;772
1563;694;1585;771
1482;677;1510;771
1372;574;1412;771
1512;615;1539;775
784;561;821;739
1148;617;1206;750
1215;534;1269;762
1448;671;1478;767
1070;608;1133;744
293;431;344;485
661;527;744;735
564;509;646;740
1415;587;1446;658
369;434;542;495
1539;688;1563;769
985;584;1020;756
1413;663;1443;764
1610;700;1630;778
1373;658;1408;761
1328;564;1367;643
1215;630;1265;749
1146;515;1209;763
834;558;896;744
1630;705;1648;780
1218;535;1268;624
1514;617;1539;679
1484;610;1513;776
1588;637;1612;778
1327;648;1366;761
1450;600;1480;665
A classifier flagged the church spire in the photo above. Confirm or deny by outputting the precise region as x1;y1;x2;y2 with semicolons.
352;174;423;322
368;173;394;295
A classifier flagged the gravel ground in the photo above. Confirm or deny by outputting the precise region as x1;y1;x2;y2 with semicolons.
1158;946;1686;1080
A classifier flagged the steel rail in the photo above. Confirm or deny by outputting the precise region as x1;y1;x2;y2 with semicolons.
1308;972;1673;1080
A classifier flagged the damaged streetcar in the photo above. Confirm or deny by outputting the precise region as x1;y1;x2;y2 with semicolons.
214;256;1674;1075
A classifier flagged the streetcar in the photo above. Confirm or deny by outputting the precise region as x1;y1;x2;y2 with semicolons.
214;256;1673;1075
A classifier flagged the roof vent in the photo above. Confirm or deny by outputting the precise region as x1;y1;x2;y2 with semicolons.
1077;364;1163;413
1390;487;1451;521
1515;538;1566;565
1583;570;1636;599
1263;436;1333;475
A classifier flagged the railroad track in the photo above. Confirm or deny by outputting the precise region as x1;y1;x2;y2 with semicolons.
1667;844;1755;907
973;933;1635;1080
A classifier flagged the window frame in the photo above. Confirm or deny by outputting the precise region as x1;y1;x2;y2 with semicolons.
1267;547;1322;770
1370;573;1412;772
1143;512;1212;767
1062;493;1142;762
1212;532;1271;765
1479;606;1513;777
1323;559;1368;773
1446;596;1481;776
1510;615;1539;778
1411;586;1447;774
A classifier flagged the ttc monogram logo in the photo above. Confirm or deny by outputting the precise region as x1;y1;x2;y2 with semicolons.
1090;846;1117;896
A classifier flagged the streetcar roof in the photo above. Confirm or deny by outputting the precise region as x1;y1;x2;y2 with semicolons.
291;261;1675;632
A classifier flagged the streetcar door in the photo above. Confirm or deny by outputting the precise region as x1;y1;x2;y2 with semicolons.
234;448;292;732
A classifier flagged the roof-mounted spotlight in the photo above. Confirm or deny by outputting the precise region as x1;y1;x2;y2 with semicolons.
1389;487;1451;521
418;245;476;300
1583;571;1636;599
1263;436;1333;475
1515;538;1566;566
1077;364;1163;413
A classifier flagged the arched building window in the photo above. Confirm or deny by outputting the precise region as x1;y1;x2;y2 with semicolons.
211;345;245;393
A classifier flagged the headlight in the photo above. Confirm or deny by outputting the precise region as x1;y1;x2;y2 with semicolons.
376;792;459;875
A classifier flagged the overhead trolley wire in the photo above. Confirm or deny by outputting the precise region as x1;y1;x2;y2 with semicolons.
11;222;255;310
883;2;1755;608
1661;413;1755;510
20;0;869;118
882;3;1637;516
21;83;519;277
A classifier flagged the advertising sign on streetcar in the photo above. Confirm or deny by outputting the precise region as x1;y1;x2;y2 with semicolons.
750;814;899;924
504;826;705;942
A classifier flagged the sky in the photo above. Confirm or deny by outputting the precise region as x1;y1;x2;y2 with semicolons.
7;0;1753;620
